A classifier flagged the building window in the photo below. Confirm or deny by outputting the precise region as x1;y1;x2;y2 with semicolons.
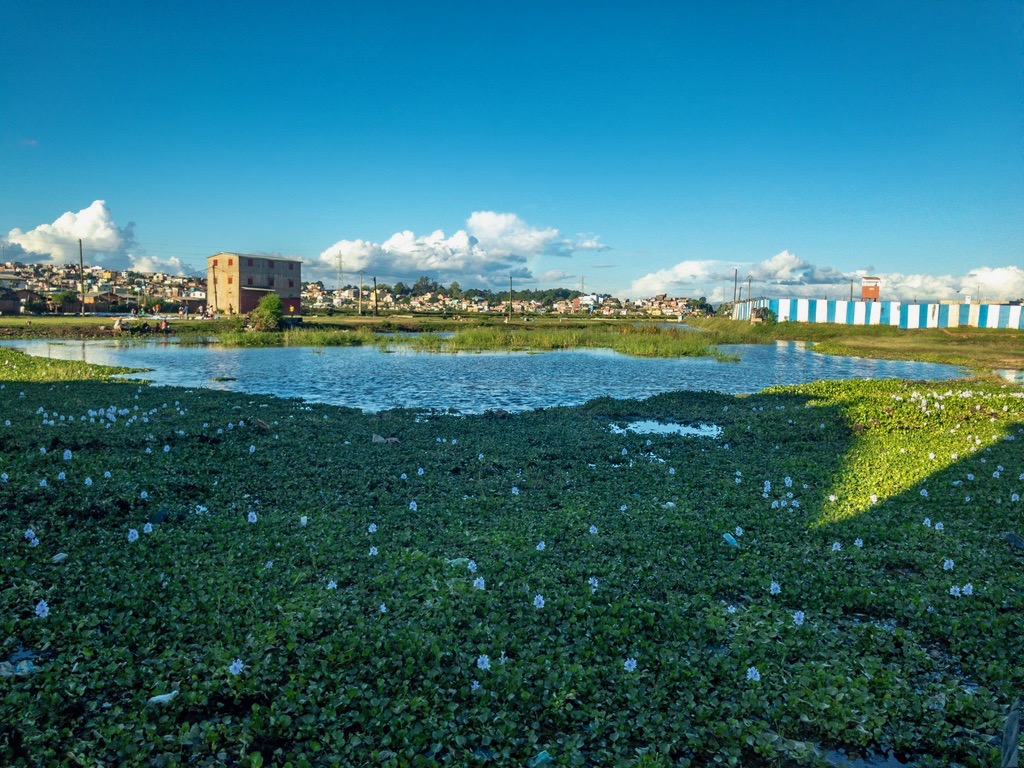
268;260;274;269
228;258;233;266
213;259;218;266
247;277;253;286
227;277;233;284
268;277;275;287
289;262;294;270
288;279;294;288
247;259;253;267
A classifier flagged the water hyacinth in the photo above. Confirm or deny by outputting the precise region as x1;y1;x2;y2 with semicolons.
409;501;418;511
511;486;520;495
63;449;72;461
831;542;842;552
536;541;546;551
943;559;954;571
369;546;378;556
84;477;92;487
854;538;864;548
24;528;35;540
473;577;485;590
300;515;308;526
923;518;931;527
746;666;761;682
589;525;598;535
962;583;973;595
35;599;49;618
247;511;258;524
467;560;477;573
379;602;387;614
624;658;637;672
417;467;424;475
326;580;337;590
143;523;153;534
476;655;491;670
769;581;781;595
368;523;377;533
727;605;737;614
588;576;599;593
735;526;743;537
934;522;944;531
793;611;805;626
127;529;139;542
471;680;480;692
533;594;545;609
228;659;244;676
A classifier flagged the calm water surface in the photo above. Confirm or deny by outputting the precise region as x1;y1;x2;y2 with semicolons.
2;339;968;413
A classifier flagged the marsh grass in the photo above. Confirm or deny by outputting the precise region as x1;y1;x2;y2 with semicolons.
392;323;737;359
0;347;142;381
688;317;1024;371
214;326;377;348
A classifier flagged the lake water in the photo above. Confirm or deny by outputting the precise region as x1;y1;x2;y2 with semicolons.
2;339;969;413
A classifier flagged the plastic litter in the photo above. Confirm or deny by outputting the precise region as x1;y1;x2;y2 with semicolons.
147;691;179;706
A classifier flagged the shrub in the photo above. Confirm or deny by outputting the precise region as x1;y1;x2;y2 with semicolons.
248;293;284;332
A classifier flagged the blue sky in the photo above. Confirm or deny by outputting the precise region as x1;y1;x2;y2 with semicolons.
2;1;1022;301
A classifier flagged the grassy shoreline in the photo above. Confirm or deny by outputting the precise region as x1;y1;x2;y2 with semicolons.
4;314;1022;372
1;354;1022;765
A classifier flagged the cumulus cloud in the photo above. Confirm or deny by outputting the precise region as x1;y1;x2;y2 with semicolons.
316;211;598;287
629;260;728;299
4;201;188;275
630;250;1024;303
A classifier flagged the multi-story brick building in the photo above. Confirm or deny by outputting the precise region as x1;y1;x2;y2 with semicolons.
207;253;302;315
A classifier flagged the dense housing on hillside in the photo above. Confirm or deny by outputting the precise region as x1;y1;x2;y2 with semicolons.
206;253;302;315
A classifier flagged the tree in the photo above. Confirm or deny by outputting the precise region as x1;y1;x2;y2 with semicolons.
412;276;439;296
448;281;461;298
249;293;284;332
50;290;79;313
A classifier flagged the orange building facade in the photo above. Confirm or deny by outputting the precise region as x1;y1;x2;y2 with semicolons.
207;253;302;315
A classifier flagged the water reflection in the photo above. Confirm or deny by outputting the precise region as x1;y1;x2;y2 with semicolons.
1;339;970;414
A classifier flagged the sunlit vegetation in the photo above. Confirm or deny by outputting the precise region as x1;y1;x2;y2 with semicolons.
1;356;1021;766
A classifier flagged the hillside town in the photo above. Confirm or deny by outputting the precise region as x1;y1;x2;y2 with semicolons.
0;260;718;318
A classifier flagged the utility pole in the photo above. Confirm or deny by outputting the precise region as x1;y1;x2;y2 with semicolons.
508;275;513;322
850;280;854;301
372;276;378;316
747;275;752;306
78;239;85;315
733;268;738;304
336;254;344;292
579;275;585;294
358;272;363;316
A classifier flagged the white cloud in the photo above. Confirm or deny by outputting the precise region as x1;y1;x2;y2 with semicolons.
630;250;1024;303
317;211;596;287
7;200;133;266
3;200;189;276
629;260;726;299
540;269;573;283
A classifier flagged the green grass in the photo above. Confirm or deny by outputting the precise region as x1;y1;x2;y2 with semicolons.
390;324;737;360
1;357;1022;766
688;317;1024;372
0;348;142;382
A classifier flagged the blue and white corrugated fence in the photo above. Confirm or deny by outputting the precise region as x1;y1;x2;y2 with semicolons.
733;299;1024;330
